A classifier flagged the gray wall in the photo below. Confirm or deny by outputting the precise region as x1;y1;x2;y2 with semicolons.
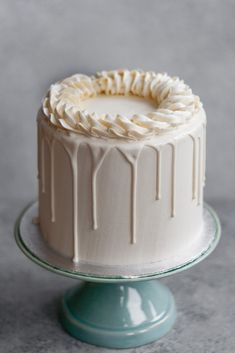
1;0;235;203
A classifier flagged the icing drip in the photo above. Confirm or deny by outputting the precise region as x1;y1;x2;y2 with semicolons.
63;144;80;263
39;124;81;262
156;149;162;200
131;162;138;244
117;147;143;244
41;137;46;193
189;134;197;200
88;145;110;230
42;69;202;141
50;139;55;223
148;146;162;200
203;123;206;186
197;135;202;206
189;128;205;204
37;123;40;180
169;143;176;217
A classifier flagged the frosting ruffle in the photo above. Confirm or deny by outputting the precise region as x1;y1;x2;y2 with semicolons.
42;69;202;140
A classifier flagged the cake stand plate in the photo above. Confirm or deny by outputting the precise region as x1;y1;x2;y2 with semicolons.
15;202;221;349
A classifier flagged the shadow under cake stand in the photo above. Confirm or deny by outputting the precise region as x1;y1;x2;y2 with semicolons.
15;202;221;349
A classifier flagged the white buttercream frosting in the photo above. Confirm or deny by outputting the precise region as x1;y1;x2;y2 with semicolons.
42;69;202;140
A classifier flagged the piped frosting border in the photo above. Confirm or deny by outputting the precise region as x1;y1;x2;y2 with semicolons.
42;69;202;141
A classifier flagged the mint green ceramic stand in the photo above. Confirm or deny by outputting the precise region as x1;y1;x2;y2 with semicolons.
15;203;220;349
61;281;176;348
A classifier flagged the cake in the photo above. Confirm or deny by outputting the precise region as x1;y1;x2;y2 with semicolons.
37;69;206;272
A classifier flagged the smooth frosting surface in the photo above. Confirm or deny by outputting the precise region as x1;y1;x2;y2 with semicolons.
78;95;157;117
42;69;202;140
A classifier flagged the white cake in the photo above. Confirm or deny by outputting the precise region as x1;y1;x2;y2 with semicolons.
37;69;206;270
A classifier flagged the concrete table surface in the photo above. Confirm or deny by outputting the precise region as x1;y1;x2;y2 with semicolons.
0;1;234;352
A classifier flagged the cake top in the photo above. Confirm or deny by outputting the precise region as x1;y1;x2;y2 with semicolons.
42;69;202;141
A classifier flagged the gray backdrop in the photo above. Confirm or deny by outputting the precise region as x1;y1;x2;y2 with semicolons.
0;1;234;352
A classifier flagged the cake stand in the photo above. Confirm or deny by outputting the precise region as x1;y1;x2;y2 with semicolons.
14;202;221;349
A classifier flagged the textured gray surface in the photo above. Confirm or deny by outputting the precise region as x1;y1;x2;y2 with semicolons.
0;1;234;352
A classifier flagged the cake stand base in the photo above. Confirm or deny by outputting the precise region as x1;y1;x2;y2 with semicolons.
60;280;176;348
15;202;221;349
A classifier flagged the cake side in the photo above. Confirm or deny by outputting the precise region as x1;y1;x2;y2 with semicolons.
38;104;206;266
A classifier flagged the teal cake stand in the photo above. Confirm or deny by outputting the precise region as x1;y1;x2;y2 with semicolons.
15;202;221;349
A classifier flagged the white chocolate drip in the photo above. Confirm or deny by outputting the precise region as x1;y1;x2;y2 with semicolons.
189;126;204;204
189;134;197;200
156;149;162;201
203;123;206;186
117;147;143;244
50;139;55;223
64;143;80;263
197;135;202;206
147;146;162;200
40;137;46;193
169;143;177;217
37;123;40;181
88;145;110;230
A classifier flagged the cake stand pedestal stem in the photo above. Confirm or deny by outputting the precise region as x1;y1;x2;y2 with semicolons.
60;280;176;349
